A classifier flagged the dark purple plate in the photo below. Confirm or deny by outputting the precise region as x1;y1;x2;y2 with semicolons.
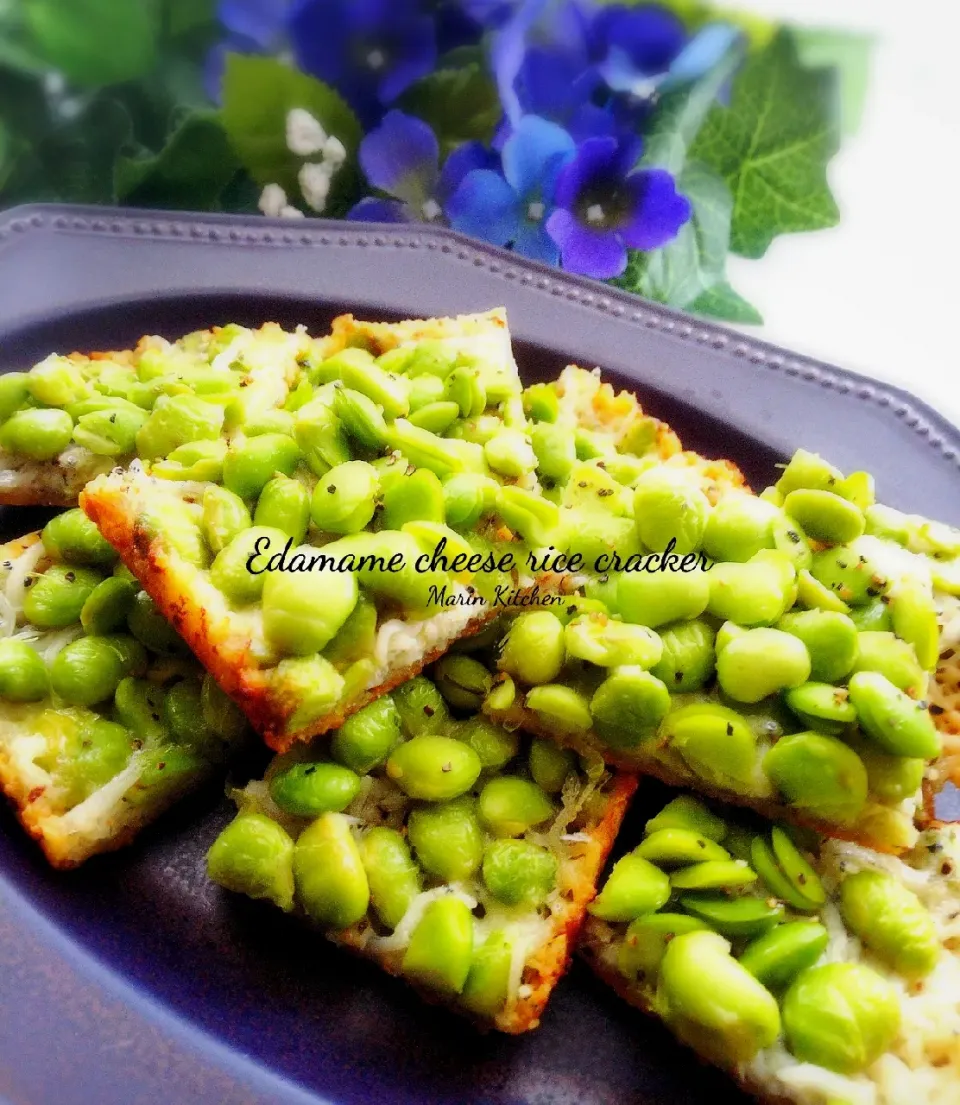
1;204;958;1105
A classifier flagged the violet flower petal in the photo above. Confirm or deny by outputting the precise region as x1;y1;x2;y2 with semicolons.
360;110;440;205
620;169;692;251
546;207;627;278
446;169;521;246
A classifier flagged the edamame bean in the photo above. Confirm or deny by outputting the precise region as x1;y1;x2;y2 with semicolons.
707;558;794;627
617;567;711;629
849;597;892;632
529;739;576;793
114;676;167;744
634;470;710;554
589;853;670;922
294;398;350;474
80;576;137;635
49;717;135;806
453;717;519;772
50;636;125;706
657;931;781;1065
359;827;421;931
409;400;460;434
151;438;226;482
738;922;828;990
462;931;512;1017
482;838;558;907
670;859;757;890
446;366;486;419
889;582;939;672
644;795;727;842
750;834;824;912
262;561;359;656
270;760;361;816
406;372;445;411
525;684;592;736
318;349;409;417
206;813;295;911
775;449;843;497
650;620;716;693
531;422;576;484
253;476;310;543
784;682;857;734
777;610;858;683
498;612;565;686
0;639;48;701
0;408;73;459
335;386;389;449
771;515;813;571
811;545;888;606
839;870;939;979
41;510;117;566
865;503;912;544
209;526;288;605
590;667;671;750
782;963;901;1074
484;429;536;478
310;461;379;534
659;702;761;791
136;395;224;461
522;381;559;422
160;677;223;759
850;631;925;696
402;897;474;994
764;732;868;824
202;486;252;555
477;777;554;837
23;565;103;628
73;405;146;455
407;797;484;881
201;672;247;741
442;473;497;530
271;655;345;734
636;829;730;866
126;590;185;654
702;495;777;562
847;671;940;759
0;371;29;421
784;489;865;545
222;433;300;500
434;654;492;711
293;812;369;928
322;530;446;611
843;733;925;802
617;913;710;979
564;614;663;670
393;676;450;736
331;695;402;773
678;893;784;937
716;628;811;703
386;735;481;800
795;568;849;613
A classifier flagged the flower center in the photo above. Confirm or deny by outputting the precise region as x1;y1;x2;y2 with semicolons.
527;201;545;222
367;48;387;71
586;203;605;225
422;198;442;221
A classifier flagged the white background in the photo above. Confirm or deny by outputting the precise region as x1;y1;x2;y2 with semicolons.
722;0;960;428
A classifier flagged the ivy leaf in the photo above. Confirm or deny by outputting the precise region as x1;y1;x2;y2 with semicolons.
221;54;363;217
690;31;841;258
117;110;241;210
22;0;160;87
792;28;873;137
400;63;500;156
688;279;763;324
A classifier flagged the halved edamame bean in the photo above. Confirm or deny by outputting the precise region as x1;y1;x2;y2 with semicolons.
310;461;379;534
633;469;710;554
293;812;369;928
0;639;49;702
889;582;939;672
650;620;716;693
386;735;481;800
670;859;757;890
839;869;939;979
525;684;592;735
477;777;554;837
738;921;828;990
207;813;295;911
763;732;868;824
783;682;857;734
635;829;730;867
270;761;361;816
42;510;117;566
407;797;484;882
330;695;402;773
716;628;811;703
462;930;512;1017
616;567;710;629
24;565;104;628
482;839;558;907
402;896;474;995
777;610;858;683
643;795;727;842
262;561;359;656
564;614;663;669
677;893;784;937
783;489;865;545
358;827;421;931
775;450;843;496
589;853;670;922
811;546;888;606
847;670;940;759
498;611;565;685
590;667;671;751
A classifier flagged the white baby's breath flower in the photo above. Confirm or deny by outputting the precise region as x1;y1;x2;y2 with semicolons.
258;183;289;218
322;135;347;168
298;162;333;213
285;107;328;156
280;205;306;219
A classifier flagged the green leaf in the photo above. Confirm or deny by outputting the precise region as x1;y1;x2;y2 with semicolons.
792;27;873;137
116;110;241;210
162;0;217;39
690;31;841;258
23;0;160;87
221;54;363;217
688;279;763;324
400;63;500;155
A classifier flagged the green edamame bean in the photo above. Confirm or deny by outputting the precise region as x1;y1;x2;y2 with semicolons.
113;676;167;744
839;869;939;979
240;409;296;438
477;777;554;837
484;429;536;478
738;922;828;990
784;682;857;734
446;366;486;419
498;611;565;686
889;582;939;672
483;672;516;714
618;913;710;979
590;667;671;750
335;386;389;450
406;372;445;411
658;931;781;1066
80;576;137;635
849;597;892;632
775;449;843;496
253;475;310;543
525;684;592;736
310;461;379;534
589;853;670;922
50;636;125;707
358;827;421;931
795;568;850;613
777;610;858;683
408;400;460;434
850;631;925;696
836;470;875;509
73;405;146;455
262;560;359;656
208;813;295;909
41;510;117;566
782;963;901;1074
483;838;558;907
331;695;402;773
433;654;492;711
659;702;761;792
201;486;252;555
771;515;814;571
317;349;409;417
126;590;185;654
0;371;29;421
271;654;345;734
650;620;716;693
393;676;450;736
24;565;103;628
564;614;663;670
522;381;559;423
270;760;361;816
0;639;48;701
784;489;865;545
811;545;889;606
865;503;913;544
209;526;287;605
616;567;711;629
293;812;369;928
407;797;484;881
321;530;446;611
28;356;90;406
707;558;794;627
402;896;474;995
462;931;512;1018
670;860;757;890
677;894;784;937
847;671;940;759
48;716;135;806
750;835;823;912
702;495;777;562
453;717;518;772
529;739;576;793
635;829;730;867
442;473;497;530
633;469;710;554
151;438;227;483
0;408;73;459
136;395;224;461
386;735;481;800
644;795;727;842
222;433;300;500
294;397;350;474
843;732;925;802
764;731;868;824
201;672;247;741
160;677;223;759
531;422;576;484
716;628;811;704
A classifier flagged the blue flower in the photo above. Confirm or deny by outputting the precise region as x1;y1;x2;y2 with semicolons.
348;110;496;224
447;115;574;265
288;0;438;126
205;0;292;102
545;135;691;278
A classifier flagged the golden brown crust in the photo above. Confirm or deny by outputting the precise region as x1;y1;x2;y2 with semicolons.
322;308;511;357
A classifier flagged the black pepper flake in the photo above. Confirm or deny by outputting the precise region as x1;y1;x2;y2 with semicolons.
327;484;337;494
837;561;848;570
674;672;683;683
109;413;117;423
150;712;160;721
23;577;32;587
1;561;10;569
64;571;75;582
441;762;452;773
726;723;734;736
567;605;577;616
304;765;316;776
423;705;435;717
787;530;800;544
597;488;614;497
157;762;166;771
943;861;955;876
578;481;588;488
930;704;945;716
